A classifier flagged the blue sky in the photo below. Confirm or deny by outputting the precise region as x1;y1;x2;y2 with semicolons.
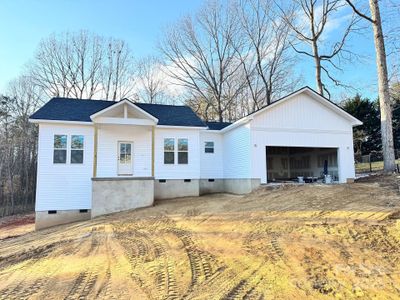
0;0;388;100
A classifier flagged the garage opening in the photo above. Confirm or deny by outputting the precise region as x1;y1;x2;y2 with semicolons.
266;146;338;183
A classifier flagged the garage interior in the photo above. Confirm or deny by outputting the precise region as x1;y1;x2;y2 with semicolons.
266;146;338;183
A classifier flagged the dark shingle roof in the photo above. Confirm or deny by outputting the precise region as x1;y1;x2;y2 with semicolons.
30;97;207;127
205;121;232;130
30;98;115;122
135;103;206;127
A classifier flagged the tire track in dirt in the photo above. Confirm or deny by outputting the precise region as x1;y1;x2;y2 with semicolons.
63;226;106;300
114;218;181;299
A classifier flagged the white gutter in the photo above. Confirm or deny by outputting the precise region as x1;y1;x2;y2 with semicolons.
28;119;93;126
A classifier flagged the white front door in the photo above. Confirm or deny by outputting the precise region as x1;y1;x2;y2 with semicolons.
118;141;133;175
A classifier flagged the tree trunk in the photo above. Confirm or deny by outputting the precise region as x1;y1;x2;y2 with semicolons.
370;0;396;172
312;40;323;96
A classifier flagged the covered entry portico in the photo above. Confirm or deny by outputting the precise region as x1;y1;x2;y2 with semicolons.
90;99;157;217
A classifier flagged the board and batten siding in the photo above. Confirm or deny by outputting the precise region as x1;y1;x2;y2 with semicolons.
223;124;251;179
154;128;201;179
96;124;152;177
35;123;94;211
249;93;356;183
200;132;224;178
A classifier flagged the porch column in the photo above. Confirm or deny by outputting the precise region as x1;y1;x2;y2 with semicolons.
151;126;155;177
93;125;98;178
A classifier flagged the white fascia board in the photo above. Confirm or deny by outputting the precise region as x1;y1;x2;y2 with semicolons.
156;125;208;130
29;119;93;126
220;117;252;133
89;99;159;123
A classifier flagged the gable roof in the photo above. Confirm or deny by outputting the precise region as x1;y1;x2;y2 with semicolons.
205;121;232;130
221;86;362;133
30;97;207;127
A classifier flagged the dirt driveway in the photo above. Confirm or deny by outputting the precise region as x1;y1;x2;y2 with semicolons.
0;175;400;299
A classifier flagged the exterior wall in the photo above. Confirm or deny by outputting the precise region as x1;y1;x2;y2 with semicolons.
96;124;152;177
92;177;154;217
224;178;261;194
154;179;199;200
223;124;251;178
199;179;225;195
250;93;356;183
35;210;91;230
154;128;201;179
200;132;224;178
36;123;94;211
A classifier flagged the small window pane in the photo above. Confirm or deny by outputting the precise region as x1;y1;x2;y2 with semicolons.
54;149;67;163
164;138;174;151
164;152;174;164
178;152;188;164
71;150;83;164
71;135;84;149
205;141;214;153
54;135;67;149
178;139;188;151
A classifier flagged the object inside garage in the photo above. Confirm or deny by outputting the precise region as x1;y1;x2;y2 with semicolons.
266;146;338;183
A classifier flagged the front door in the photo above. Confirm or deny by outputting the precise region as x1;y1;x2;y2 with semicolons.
118;141;133;175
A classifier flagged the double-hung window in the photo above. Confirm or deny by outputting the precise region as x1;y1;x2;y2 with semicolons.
164;138;175;164
71;135;84;164
178;138;188;164
53;135;67;163
205;141;214;153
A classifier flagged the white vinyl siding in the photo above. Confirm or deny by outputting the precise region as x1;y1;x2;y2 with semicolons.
155;128;201;179
223;124;251;179
36;123;94;211
96;125;152;177
200;132;223;178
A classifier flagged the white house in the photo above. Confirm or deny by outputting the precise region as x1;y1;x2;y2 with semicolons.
29;86;362;229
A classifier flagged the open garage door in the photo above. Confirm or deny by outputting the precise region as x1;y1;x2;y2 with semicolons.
266;146;338;183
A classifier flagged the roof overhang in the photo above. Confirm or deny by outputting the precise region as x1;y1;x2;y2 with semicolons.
28;119;93;125
156;125;208;130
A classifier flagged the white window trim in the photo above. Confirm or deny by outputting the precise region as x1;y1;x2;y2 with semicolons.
177;138;189;165
53;134;68;164
70;135;85;164
164;138;175;165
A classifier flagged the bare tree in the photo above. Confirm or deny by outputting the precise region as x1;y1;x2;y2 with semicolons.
102;39;135;100
235;0;300;108
0;76;43;216
160;1;244;122
279;0;359;98
135;56;168;103
345;0;396;172
29;31;135;100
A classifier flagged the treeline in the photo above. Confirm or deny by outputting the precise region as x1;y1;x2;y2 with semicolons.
0;0;399;215
342;83;400;156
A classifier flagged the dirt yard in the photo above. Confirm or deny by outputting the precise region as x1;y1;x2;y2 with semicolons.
0;175;400;299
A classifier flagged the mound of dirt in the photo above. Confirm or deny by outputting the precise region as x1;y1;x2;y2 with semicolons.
0;175;400;299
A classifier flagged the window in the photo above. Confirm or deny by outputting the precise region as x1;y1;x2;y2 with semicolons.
53;135;67;163
178;138;188;164
205;141;214;153
164;138;174;164
71;135;84;164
